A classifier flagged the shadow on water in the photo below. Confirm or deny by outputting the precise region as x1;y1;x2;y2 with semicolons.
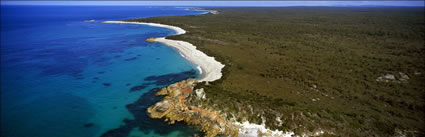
144;69;197;86
101;70;203;137
128;69;197;92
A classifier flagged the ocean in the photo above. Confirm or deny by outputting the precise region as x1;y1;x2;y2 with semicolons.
1;5;206;137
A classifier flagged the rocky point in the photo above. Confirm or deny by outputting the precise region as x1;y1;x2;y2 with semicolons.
147;78;239;137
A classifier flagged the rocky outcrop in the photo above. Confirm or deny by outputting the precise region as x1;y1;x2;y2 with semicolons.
147;79;239;137
195;88;206;99
398;72;410;81
376;72;411;83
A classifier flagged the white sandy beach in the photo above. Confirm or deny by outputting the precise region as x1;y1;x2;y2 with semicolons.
102;20;295;137
153;37;225;82
102;21;224;82
103;21;186;35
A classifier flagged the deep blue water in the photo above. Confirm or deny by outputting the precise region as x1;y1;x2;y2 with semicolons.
1;5;206;137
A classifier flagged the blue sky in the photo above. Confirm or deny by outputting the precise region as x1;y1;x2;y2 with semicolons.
1;1;424;7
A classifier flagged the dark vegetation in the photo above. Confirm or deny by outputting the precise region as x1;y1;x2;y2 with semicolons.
128;7;425;136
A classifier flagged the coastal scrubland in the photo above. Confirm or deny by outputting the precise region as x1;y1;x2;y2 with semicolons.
128;7;425;136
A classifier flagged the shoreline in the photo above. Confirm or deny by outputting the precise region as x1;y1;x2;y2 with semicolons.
184;8;219;15
102;21;224;82
100;7;425;137
102;19;293;136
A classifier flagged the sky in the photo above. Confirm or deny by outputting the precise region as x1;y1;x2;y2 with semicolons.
1;1;424;7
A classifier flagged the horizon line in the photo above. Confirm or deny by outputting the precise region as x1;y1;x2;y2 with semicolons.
1;1;424;7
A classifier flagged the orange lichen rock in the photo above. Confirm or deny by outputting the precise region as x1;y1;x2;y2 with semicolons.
147;78;239;137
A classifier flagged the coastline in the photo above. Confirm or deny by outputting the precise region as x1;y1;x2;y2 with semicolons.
101;7;425;137
102;21;224;82
184;8;219;15
102;19;291;136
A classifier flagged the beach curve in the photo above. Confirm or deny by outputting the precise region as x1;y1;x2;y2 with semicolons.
102;21;225;82
102;20;295;137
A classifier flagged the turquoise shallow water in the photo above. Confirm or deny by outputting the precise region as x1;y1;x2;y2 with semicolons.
1;6;206;137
